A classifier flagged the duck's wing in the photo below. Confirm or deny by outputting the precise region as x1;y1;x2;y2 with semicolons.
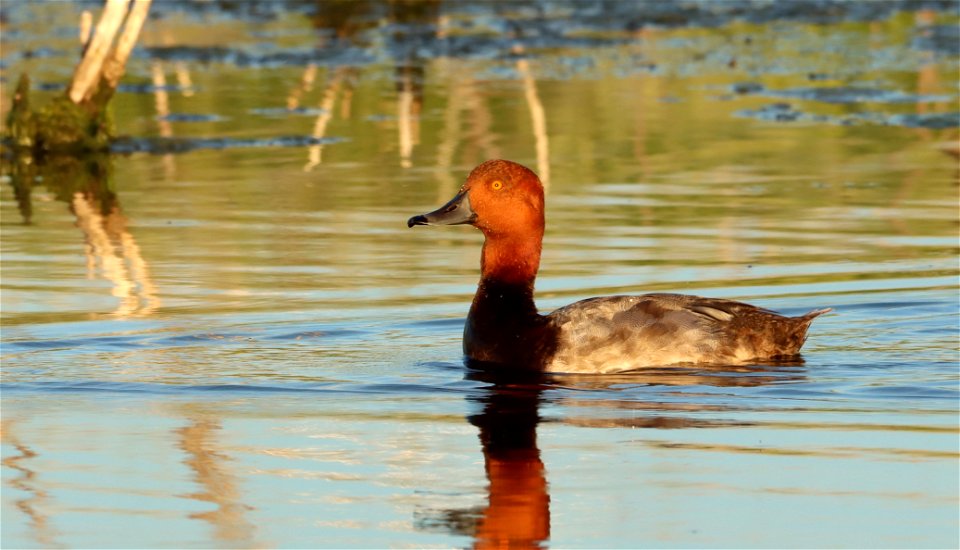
544;293;829;373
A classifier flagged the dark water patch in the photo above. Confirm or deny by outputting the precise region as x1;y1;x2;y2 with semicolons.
887;112;960;130
913;24;960;55
388;32;629;62
3;338;89;352
754;86;953;105
0;28;23;42
714;0;957;26
1;378;479;398
131;0;957;29
141;45;374;68
143;37;622;69
33;81;66;92
249;107;329;118
419;361;469;373
401;317;465;330
185;383;346;394
736;103;960;129
263;328;371;341
110;135;346;155
119;82;196;94
731;81;765;95
121;2;955;70
746;384;852;399
0;48;67;67
156;113;226;123
728;81;955;105
0;380;347;396
841;299;948;312
736;102;823;123
847;384;960;400
153;332;258;346
142;0;331;21
33;82;193;94
352;382;470;395
4;331;248;353
1;381;168;395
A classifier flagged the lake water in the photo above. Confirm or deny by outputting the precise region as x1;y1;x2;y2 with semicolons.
2;2;958;548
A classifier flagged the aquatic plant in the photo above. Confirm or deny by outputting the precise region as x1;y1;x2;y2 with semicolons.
4;0;151;154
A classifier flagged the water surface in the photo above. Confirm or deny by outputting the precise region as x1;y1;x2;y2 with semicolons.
2;2;958;548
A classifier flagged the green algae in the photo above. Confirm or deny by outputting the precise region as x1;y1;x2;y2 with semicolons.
5;74;116;155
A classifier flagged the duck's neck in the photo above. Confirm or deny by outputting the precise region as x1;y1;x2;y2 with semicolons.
477;233;542;310
464;234;547;367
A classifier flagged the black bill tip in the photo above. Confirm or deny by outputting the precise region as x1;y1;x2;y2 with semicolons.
407;215;428;228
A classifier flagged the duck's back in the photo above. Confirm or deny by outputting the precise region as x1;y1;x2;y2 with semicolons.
545;293;829;374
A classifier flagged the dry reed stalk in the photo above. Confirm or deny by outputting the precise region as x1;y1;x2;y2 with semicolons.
79;10;93;47
68;0;130;104
102;0;152;90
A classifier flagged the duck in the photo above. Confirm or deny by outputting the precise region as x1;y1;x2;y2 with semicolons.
408;159;830;374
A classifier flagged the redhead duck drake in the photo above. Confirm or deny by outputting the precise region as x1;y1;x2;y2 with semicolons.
408;159;830;374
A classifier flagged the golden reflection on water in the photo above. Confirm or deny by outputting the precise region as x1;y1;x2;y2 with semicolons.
175;408;261;548
515;46;551;190
0;421;61;549
304;66;347;171
71;192;159;317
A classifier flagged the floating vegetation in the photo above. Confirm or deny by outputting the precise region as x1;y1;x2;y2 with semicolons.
5;0;151;154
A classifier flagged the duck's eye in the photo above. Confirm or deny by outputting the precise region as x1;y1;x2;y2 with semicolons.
491;180;503;191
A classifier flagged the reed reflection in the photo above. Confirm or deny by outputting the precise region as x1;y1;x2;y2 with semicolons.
0;420;61;549
299;0;556;175
6;152;160;317
303;67;351;171
176;409;261;548
389;1;440;168
300;1;373;170
514;46;550;189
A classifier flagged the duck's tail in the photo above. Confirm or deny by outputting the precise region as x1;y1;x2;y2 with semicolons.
800;308;833;321
782;307;832;354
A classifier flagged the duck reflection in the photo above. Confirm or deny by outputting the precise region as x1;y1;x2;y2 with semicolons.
418;360;806;547
468;372;550;549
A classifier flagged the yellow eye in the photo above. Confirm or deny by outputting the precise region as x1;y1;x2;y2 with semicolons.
491;180;503;190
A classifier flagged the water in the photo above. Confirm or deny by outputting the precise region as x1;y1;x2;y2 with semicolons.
2;2;958;548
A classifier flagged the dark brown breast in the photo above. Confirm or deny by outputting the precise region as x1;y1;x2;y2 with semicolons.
463;278;557;371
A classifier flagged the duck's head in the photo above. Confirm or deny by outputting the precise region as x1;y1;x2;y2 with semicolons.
407;159;545;239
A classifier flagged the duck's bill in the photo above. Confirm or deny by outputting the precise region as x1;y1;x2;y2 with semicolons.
407;190;477;227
